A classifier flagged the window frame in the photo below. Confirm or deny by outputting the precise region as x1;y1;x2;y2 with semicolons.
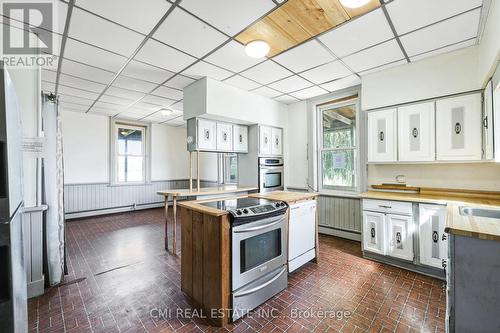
110;119;151;185
217;153;238;185
317;97;362;195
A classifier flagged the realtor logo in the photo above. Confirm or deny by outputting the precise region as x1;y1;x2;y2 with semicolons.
1;1;56;67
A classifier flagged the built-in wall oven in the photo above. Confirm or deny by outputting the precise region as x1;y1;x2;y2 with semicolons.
258;157;284;193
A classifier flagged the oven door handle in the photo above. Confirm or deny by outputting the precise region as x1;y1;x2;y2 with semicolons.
233;266;287;298
233;217;283;233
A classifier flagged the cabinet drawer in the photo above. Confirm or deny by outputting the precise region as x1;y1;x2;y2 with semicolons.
362;199;412;216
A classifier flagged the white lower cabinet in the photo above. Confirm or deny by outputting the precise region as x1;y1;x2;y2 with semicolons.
419;204;447;269
362;211;386;255
288;200;317;272
386;214;413;261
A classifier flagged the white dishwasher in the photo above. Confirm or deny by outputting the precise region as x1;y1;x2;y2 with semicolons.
288;200;316;272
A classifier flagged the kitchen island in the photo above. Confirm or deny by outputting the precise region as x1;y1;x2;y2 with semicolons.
178;191;318;326
157;185;257;254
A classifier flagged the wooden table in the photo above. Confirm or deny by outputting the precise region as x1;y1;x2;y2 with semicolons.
157;186;258;255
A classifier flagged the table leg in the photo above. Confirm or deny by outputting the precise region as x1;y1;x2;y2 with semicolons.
164;195;169;252
173;195;177;256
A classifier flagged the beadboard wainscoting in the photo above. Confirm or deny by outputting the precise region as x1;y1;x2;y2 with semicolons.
318;195;362;241
64;180;217;219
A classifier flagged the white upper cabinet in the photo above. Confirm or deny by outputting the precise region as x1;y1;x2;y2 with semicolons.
436;93;482;161
367;108;397;162
419;204;448;269
271;127;283;156
216;122;233;151
233;125;248;153
197;118;217;150
259;125;272;156
484;80;494;160
398;102;436;162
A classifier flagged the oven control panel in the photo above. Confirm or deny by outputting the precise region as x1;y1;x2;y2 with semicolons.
230;201;287;219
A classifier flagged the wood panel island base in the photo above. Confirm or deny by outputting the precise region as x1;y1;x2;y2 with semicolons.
179;206;231;326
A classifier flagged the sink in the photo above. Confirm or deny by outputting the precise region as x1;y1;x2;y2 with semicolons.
459;206;500;219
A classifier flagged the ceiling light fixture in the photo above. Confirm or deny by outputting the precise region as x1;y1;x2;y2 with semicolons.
339;0;370;8
160;108;173;116
245;40;270;58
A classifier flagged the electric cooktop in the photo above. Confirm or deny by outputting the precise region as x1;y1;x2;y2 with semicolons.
199;197;287;221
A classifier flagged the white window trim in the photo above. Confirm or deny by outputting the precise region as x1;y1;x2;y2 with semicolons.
316;94;363;196
109;118;151;186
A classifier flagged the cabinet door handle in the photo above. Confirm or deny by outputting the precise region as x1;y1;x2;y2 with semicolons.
442;234;447;241
483;116;488;129
432;231;439;243
264;136;268;144
412;127;419;138
396;232;402;244
454;122;462;134
204;130;210;140
379;131;384;141
275;138;279;145
239;134;243;143
378;205;392;209
223;132;227;141
370;227;375;238
441;259;447;268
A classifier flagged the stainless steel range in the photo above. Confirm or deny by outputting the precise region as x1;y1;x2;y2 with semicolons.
199;197;288;321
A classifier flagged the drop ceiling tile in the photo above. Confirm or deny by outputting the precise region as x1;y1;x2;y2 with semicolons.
274;95;300;104
90;107;119;116
320;75;361;92
93;101;123;111
358;59;407;76
76;0;171;34
135;39;196;72
170;101;184;112
58;85;100;100
121;60;175;84
135;101;163;112
60;59;115;84
300;61;352;85
151;85;183;100
142;95;176;107
164;75;196;90
113;75;158;93
386;0;483;35
410;39;477;62
342;39;405;73
99;94;135;106
273;40;336;73
160;111;183;122
267;75;313;93
223;75;261;91
182;61;233;81
290;86;328;100
58;73;107;93
106;86;145;101
180;0;274;35
251;86;281;98
59;94;93;106
205;40;264;73
64;38;128;72
68;7;144;56
42;69;57;83
318;8;394;58
240;61;292;85
60;102;88;112
400;9;480;57
154;8;228;57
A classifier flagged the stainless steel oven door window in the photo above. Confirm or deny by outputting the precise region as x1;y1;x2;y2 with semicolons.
232;214;286;290
259;168;284;192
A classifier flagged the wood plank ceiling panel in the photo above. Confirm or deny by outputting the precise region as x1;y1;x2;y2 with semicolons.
235;0;380;57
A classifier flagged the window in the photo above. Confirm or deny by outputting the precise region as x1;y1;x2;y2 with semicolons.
218;153;238;184
112;122;148;184
318;99;359;192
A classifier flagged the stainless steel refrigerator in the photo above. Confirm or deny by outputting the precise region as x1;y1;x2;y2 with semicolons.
0;65;27;333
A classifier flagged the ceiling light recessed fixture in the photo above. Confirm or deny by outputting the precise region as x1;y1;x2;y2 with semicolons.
245;40;270;58
160;108;173;116
339;0;370;8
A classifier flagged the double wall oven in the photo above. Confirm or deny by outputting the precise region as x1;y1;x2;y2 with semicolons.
258;157;284;193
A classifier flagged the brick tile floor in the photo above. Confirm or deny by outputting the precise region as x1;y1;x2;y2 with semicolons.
28;208;446;333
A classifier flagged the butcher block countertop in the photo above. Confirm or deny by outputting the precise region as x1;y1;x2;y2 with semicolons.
360;190;500;242
250;191;318;203
157;185;257;197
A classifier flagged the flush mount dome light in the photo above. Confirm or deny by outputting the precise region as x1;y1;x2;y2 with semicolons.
339;0;370;8
160;108;173;116
245;40;270;58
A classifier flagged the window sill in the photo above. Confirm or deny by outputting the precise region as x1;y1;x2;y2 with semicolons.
318;190;361;199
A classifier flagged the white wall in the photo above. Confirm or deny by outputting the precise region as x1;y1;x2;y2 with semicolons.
62;111;218;184
286;101;308;189
361;46;481;110
478;0;500;86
